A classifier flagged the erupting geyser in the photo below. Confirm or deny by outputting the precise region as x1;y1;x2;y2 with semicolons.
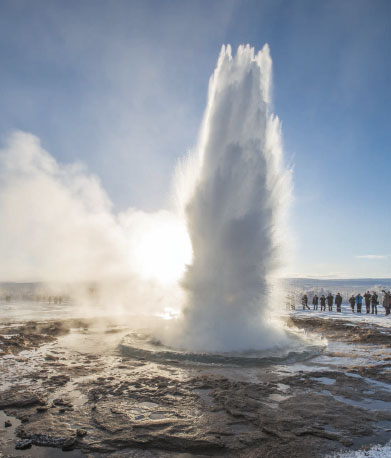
161;44;292;352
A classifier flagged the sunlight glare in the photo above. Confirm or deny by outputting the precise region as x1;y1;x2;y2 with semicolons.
131;214;192;285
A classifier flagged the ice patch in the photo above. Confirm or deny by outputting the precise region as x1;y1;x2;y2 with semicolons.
326;439;391;457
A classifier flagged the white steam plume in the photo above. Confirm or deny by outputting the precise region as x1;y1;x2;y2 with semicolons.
0;131;191;314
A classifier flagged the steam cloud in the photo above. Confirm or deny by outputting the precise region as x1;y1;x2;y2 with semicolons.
0;131;189;314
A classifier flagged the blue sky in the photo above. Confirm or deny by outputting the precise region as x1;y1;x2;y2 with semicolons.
0;0;390;278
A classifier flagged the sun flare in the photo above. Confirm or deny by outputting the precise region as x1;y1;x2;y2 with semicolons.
130;214;192;285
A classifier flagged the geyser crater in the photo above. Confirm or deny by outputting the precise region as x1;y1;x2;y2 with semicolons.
119;329;324;367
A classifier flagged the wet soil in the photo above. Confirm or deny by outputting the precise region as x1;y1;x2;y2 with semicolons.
0;316;390;457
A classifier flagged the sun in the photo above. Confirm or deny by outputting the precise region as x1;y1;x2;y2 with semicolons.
130;213;193;285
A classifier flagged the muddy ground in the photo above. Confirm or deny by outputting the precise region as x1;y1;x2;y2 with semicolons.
0;316;390;458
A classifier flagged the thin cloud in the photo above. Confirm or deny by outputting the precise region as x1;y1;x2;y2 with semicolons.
356;255;390;260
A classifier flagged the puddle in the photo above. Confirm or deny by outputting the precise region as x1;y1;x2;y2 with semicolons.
274;363;325;374
311;377;336;385
230;423;250;433
0;410;85;457
194;388;213;407
277;383;290;392
0;409;21;445
138;401;158;409
268;393;291;402
149;412;167;420
323;424;340;434
58;327;130;355
346;373;391;392
320;390;391;411
47;382;89;409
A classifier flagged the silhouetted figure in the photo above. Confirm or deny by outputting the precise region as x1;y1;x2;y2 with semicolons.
364;291;371;314
349;295;355;312
335;293;342;312
371;292;378;315
312;294;319;311
327;293;333;312
301;294;310;310
382;290;390;316
355;293;363;313
320;295;326;312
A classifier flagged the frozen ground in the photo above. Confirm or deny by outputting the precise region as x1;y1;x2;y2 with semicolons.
0;306;391;458
286;303;391;328
327;439;391;457
1;283;391;458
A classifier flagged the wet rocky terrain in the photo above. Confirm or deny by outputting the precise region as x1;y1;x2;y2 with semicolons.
1;315;391;458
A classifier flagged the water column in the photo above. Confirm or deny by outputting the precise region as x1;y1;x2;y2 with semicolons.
169;45;291;352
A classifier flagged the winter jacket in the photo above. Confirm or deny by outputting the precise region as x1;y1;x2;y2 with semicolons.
364;293;371;304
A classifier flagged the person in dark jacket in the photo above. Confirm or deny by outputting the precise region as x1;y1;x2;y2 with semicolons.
335;293;342;312
312;294;319;311
363;291;371;314
349;295;355;312
320;295;326;312
327;293;333;312
355;293;363;313
371;292;378;315
301;294;310;310
382;290;390;316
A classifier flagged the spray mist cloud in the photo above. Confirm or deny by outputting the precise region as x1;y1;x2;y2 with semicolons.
0;131;190;314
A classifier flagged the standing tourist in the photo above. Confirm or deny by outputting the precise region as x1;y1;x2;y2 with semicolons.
335;293;342;313
382;290;391;316
302;294;310;310
349;295;355;312
355;293;363;313
364;291;371;314
371;291;378;315
327;293;334;312
312;294;319;311
320;295;326;312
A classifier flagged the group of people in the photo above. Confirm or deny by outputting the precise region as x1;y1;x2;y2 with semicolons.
1;294;63;303
301;290;391;315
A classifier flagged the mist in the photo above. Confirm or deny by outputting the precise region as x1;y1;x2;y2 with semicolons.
0;130;190;315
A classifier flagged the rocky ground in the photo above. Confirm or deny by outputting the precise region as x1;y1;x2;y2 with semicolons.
0;316;390;458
